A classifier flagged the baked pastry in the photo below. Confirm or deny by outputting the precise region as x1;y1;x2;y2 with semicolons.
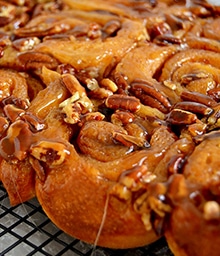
0;0;220;255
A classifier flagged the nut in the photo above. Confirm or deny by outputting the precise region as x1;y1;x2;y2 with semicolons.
203;201;220;220
130;79;171;113
166;109;198;125
12;37;41;51
111;111;135;126
174;101;213;116
59;92;94;124
62;74;86;96
181;90;217;107
30;140;70;166
105;94;140;112
100;78;118;93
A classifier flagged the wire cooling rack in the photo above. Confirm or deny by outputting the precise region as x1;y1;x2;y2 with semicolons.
0;184;173;256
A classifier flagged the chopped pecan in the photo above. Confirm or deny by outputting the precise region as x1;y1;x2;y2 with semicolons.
59;92;94;124
117;165;156;193
111;111;135;126
187;121;207;137
134;182;171;232
57;63;75;75
113;131;149;148
114;72;130;93
112;119;150;148
100;78;118;93
85;78;99;91
89;87;113;99
148;21;172;40
30;140;70;166
125;122;150;145
136;94;169;113
14;14;72;38
12;37;41;51
29;156;46;182
85;77;114;99
87;22;102;39
79;112;105;126
113;132;135;148
32;1;64;17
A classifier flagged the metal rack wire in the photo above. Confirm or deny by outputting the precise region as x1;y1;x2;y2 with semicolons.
0;184;173;256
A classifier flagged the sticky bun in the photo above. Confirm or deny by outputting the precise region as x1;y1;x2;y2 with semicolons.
0;0;220;255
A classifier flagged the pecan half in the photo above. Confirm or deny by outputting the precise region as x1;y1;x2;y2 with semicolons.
130;79;171;113
174;101;213;116
105;94;140;112
181;90;217;107
166;109;198;125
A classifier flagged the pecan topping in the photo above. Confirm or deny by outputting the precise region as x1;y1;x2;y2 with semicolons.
30;141;70;166
153;34;182;46
105;94;140;112
100;78;118;93
130;79;172;113
61;73;86;96
181;90;217;107
166;109;198;125
174;101;213;116
59;91;94;124
208;88;220;102
113;131;149;148
12;37;40;52
111;111;135;126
